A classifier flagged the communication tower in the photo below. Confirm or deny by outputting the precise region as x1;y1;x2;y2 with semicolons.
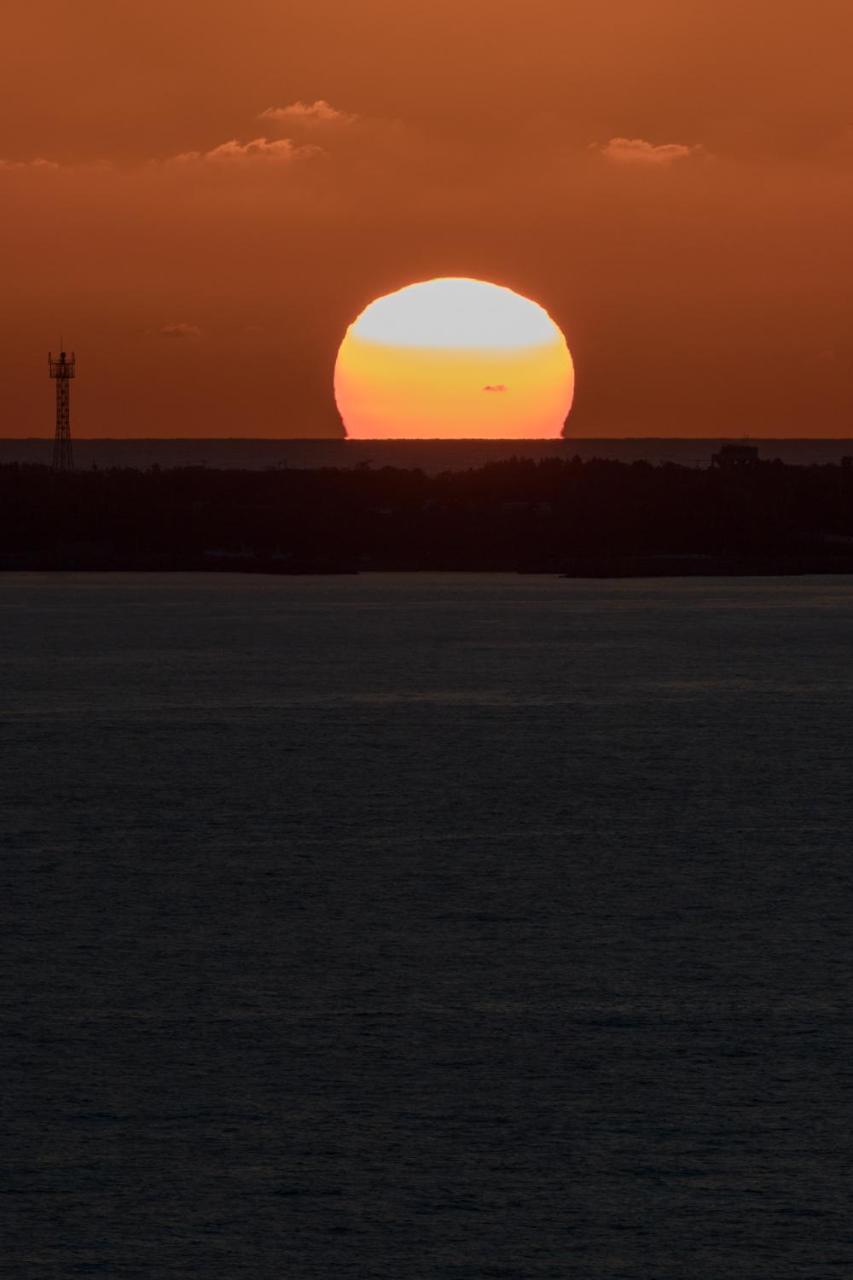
48;349;76;471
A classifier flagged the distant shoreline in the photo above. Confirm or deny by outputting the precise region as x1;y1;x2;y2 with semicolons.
4;437;853;473
5;558;853;578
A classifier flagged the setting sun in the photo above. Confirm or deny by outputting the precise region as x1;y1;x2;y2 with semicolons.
334;278;574;439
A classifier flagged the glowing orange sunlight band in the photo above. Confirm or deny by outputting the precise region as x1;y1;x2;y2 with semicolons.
334;278;575;439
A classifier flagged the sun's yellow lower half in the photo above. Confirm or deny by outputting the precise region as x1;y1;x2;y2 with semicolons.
334;278;574;439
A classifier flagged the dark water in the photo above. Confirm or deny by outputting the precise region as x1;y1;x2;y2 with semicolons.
3;573;852;1277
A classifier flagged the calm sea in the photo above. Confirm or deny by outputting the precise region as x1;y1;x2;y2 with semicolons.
3;573;852;1277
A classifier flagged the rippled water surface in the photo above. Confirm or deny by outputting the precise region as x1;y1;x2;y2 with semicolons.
3;573;852;1277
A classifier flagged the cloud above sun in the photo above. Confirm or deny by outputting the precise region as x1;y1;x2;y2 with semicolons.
599;137;703;167
2;113;709;180
170;136;319;165
259;101;357;128
157;102;364;170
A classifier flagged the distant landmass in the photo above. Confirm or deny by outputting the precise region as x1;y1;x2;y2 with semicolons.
3;437;853;473
6;448;853;576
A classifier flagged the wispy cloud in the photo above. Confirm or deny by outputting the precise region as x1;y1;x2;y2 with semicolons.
160;322;202;339
260;101;357;128
0;157;60;172
170;136;319;165
598;137;702;168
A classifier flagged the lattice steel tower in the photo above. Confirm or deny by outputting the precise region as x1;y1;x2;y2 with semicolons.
48;349;76;472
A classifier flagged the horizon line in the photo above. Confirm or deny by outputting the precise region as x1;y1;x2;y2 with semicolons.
7;436;853;444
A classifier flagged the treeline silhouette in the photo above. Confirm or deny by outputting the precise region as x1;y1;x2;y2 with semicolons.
3;455;853;574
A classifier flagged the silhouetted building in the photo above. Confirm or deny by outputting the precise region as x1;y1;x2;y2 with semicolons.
711;444;759;469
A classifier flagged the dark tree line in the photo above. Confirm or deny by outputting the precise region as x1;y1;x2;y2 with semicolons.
2;456;853;573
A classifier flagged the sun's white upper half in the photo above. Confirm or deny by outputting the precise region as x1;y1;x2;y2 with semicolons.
335;277;575;439
350;277;564;351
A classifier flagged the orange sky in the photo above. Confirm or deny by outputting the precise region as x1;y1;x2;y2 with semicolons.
3;1;853;438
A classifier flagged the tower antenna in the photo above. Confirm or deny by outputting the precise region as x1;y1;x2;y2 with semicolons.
48;347;76;472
